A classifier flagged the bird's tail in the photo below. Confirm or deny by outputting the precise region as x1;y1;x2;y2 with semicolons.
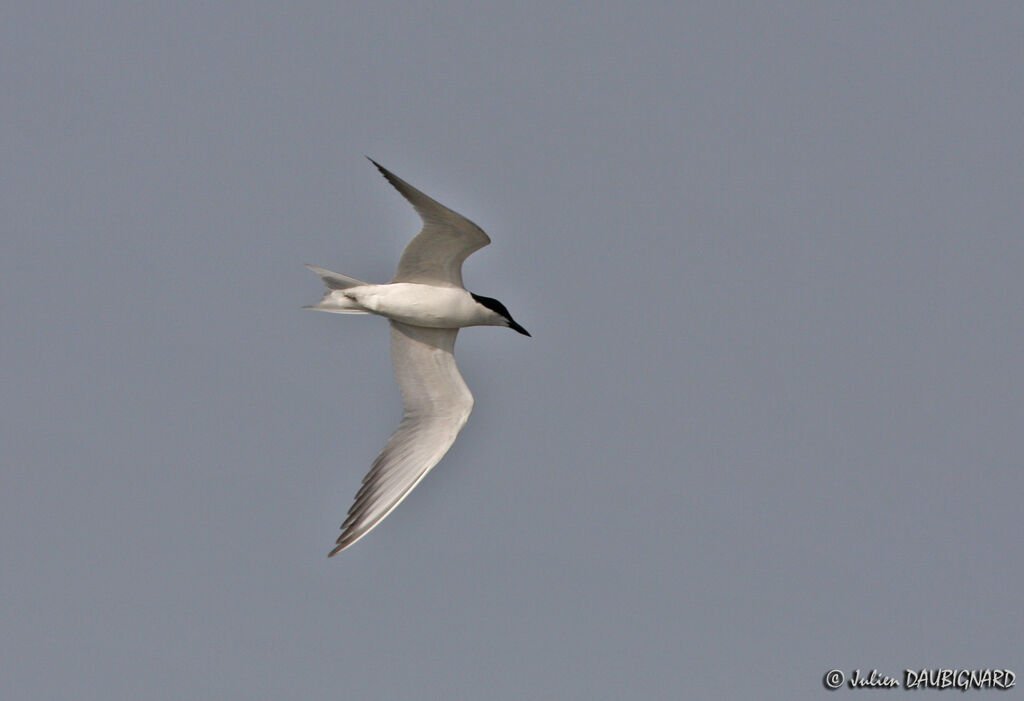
303;264;371;314
305;264;368;290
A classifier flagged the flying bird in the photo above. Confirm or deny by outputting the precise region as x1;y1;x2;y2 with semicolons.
306;159;530;555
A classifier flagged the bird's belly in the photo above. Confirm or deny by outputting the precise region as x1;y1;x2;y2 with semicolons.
347;284;479;328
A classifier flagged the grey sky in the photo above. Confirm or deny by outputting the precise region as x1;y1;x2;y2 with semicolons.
3;2;1022;699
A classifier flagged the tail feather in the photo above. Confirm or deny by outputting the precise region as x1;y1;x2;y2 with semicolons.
304;264;371;314
305;264;368;290
302;304;368;314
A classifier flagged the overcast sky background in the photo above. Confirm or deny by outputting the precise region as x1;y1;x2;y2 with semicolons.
3;3;1022;699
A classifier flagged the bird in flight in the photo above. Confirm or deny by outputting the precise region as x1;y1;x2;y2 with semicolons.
306;159;530;556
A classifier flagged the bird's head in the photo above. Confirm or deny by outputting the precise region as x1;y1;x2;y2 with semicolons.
471;293;531;336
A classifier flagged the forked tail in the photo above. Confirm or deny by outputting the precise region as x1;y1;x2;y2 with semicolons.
304;264;371;314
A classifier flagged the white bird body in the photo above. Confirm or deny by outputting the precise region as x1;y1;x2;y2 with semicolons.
305;159;529;555
324;283;508;328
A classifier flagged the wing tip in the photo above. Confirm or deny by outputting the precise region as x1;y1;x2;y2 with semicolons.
365;157;431;209
327;530;361;557
365;155;390;179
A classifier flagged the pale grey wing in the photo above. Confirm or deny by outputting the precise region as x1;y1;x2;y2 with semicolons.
369;158;490;288
329;322;474;555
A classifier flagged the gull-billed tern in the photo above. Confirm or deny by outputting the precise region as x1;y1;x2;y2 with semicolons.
306;159;530;555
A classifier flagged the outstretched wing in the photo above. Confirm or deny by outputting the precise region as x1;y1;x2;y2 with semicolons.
329;322;474;555
369;158;490;288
